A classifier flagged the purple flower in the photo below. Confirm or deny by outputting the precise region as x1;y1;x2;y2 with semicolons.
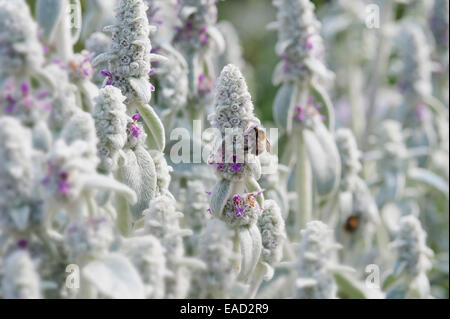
20;82;30;97
101;70;114;86
5;95;16;113
130;124;141;138
217;163;224;171
132;113;141;121
295;105;306;121
17;239;28;249
234;205;244;216
231;163;242;173
58;181;71;196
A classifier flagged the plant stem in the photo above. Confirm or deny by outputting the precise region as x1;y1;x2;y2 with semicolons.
295;129;312;235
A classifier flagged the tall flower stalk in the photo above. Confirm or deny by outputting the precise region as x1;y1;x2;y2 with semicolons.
173;0;225;126
208;64;283;283
270;0;340;236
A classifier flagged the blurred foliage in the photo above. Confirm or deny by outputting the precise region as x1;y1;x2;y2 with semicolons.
217;0;327;122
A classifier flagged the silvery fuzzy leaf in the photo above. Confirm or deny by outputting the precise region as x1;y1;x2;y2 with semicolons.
423;94;446;116
310;80;335;131
275;39;293;56
135;103;166;152
9;206;30;231
35;0;64;42
79;80;99;112
273;83;297;134
303;121;341;197
91;52;117;67
82;253;145;299
129;77;152;104
81;174;137;205
407;167;449;196
149;53;169;64
32;121;52;152
116;192;132;236
304;57;335;83
207;26;226;53
333;273;367;299
338;191;353;218
237;224;262;282
117;147;157;220
210;179;233;217
272;61;287;86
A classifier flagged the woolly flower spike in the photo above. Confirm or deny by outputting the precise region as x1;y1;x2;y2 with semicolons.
42;140;99;203
174;0;219;53
0;117;34;214
377;120;409;170
429;0;449;50
397;23;433;99
64;217;115;263
122;235;167;299
154;45;189;112
293;96;324;125
391;215;434;278
93;0;155;104
144;195;192;298
209;64;260;133
296;221;341;299
258;200;286;266
220;192;263;228
44;64;79;132
0;0;44;79
193;219;238;298
149;150;174;196
183;180;211;231
1;250;42;299
335;128;362;189
1;81;51;126
67;51;95;82
270;0;333;85
93;86;129;172
86;32;112;85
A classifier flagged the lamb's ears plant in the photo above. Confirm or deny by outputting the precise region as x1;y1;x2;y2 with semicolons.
144;195;203;298
41;139;137;229
92;0;166;152
1;250;42;299
64;217;145;299
0;0;54;91
385;215;434;299
247;200;286;298
293;220;367;299
173;0;225;124
192;219;240;298
35;0;81;62
121;235;168;299
0;117;36;232
207;64;269;282
270;0;340;235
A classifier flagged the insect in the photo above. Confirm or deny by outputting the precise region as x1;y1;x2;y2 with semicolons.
244;126;274;156
344;215;360;233
247;193;256;207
